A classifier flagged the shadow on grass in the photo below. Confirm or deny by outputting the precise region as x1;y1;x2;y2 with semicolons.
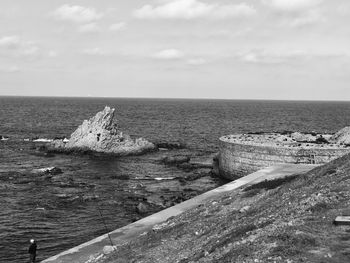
244;174;300;192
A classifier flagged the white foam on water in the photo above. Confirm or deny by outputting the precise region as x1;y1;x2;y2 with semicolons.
33;138;53;142
154;177;175;181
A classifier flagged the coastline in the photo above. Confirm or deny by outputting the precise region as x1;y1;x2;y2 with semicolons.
3;98;350;262
98;154;350;263
42;164;316;263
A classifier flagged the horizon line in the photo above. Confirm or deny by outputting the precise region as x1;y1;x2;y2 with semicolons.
0;94;350;103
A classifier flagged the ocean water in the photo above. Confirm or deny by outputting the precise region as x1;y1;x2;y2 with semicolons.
1;97;350;262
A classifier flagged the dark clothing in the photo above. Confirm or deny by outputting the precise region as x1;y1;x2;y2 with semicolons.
28;243;37;263
28;243;37;254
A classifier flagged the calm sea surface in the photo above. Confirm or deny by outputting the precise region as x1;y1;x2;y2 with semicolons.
1;97;350;262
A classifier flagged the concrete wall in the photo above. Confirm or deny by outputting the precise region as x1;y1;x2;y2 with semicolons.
218;137;350;180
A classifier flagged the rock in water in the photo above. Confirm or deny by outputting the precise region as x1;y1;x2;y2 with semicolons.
136;202;150;214
0;135;9;141
330;127;350;145
34;167;63;175
51;106;156;155
161;155;190;165
291;132;316;142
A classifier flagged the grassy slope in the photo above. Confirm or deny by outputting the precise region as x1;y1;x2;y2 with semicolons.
101;154;350;263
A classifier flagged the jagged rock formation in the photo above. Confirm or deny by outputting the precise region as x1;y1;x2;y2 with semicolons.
50;106;156;155
330;126;350;145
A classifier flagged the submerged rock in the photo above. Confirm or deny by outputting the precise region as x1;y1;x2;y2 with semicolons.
0;135;9;141
34;167;63;175
155;142;185;150
161;155;190;165
136;202;151;214
50;106;156;155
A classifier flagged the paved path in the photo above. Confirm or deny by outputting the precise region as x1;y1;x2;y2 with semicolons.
42;164;317;263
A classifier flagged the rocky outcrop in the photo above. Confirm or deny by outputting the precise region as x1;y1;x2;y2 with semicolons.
330;126;350;145
50;106;156;155
290;132;316;142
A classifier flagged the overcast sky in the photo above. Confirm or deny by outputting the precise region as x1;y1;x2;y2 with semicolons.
0;0;349;100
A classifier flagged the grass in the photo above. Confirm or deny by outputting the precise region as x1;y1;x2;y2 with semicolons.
99;153;350;263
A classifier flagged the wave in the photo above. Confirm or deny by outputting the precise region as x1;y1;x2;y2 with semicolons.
23;137;69;143
154;177;176;181
33;138;54;142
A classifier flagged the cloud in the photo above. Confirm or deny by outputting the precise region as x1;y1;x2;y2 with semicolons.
287;10;323;27
81;47;106;56
134;0;256;19
78;23;100;33
237;49;350;64
240;52;259;63
262;0;322;12
237;49;308;64
48;50;58;58
22;45;39;56
153;50;207;64
337;3;350;16
0;36;20;48
0;35;40;58
154;49;184;59
263;0;324;28
109;22;126;31
187;58;206;65
0;65;20;73
53;4;103;23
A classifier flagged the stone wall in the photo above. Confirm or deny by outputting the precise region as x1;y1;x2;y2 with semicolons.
218;136;350;180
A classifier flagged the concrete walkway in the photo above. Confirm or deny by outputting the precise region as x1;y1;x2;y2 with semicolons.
42;164;317;263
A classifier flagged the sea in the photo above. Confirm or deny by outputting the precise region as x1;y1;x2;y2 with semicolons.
1;96;350;262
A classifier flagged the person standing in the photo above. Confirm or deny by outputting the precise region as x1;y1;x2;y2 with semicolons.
28;239;37;263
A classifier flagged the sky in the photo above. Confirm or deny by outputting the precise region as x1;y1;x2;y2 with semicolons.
0;0;350;100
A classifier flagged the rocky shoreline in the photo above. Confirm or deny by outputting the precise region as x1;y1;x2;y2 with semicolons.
19;106;350;262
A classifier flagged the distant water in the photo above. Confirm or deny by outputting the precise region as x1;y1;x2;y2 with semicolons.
1;96;350;262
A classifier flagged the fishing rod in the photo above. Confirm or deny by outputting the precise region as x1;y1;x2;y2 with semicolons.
97;207;116;250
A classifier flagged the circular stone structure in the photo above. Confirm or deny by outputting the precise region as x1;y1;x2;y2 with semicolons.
218;132;350;180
